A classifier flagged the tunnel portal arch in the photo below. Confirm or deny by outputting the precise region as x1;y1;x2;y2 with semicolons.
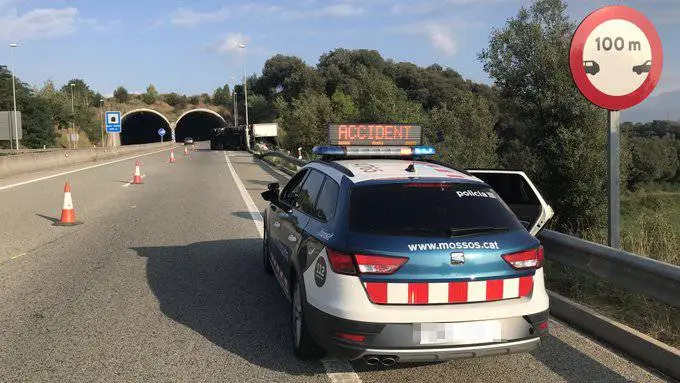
121;109;172;145
175;109;226;142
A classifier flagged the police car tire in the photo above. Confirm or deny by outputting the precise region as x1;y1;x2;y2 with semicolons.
292;278;324;359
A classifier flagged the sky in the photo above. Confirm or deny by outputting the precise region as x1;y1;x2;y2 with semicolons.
0;0;678;105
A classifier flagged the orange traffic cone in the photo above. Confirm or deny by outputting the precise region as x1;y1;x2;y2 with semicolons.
132;160;143;184
54;181;82;226
169;150;176;163
183;147;189;156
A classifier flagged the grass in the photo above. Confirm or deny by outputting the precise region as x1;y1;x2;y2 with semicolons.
545;187;680;348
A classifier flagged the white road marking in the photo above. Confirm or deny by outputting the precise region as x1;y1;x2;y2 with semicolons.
0;147;173;191
223;152;263;237
223;151;362;383
10;252;26;260
122;174;146;188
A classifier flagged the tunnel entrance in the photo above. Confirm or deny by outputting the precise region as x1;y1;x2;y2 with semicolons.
175;109;226;143
121;109;172;145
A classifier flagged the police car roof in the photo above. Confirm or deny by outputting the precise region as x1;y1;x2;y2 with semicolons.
320;159;483;184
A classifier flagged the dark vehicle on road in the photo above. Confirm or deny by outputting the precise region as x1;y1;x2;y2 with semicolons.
633;60;651;75
210;126;245;150
260;124;554;366
583;60;600;75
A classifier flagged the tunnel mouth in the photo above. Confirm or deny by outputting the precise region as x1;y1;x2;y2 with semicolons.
121;110;171;145
175;110;226;143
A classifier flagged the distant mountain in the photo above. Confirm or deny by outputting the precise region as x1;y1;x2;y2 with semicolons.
622;90;680;123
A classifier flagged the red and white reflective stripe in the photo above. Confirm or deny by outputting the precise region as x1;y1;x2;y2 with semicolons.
363;276;533;304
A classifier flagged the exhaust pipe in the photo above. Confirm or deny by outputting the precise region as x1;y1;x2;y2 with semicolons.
364;356;380;365
381;356;397;367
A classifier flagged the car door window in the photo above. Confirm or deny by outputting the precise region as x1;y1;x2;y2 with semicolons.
314;178;339;222
280;170;309;207
297;170;325;216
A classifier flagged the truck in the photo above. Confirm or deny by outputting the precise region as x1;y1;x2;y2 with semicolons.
250;123;279;150
209;125;246;150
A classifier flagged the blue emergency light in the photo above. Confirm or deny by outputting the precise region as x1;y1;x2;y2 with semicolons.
313;145;436;157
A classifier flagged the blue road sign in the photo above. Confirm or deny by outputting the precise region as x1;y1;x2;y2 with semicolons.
158;128;166;136
105;111;122;133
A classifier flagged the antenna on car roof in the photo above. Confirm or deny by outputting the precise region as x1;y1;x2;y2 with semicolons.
405;162;416;173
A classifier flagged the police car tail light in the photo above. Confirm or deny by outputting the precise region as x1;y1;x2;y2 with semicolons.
502;246;544;270
327;249;357;275
355;254;408;275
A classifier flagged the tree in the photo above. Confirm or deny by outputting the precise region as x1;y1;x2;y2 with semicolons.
113;86;129;103
61;79;96;108
424;93;498;168
275;92;334;154
21;97;57;148
142;84;158;105
248;93;274;123
479;0;607;232
212;83;231;107
628;137;679;187
164;92;187;109
355;68;424;124
255;55;324;102
188;95;200;105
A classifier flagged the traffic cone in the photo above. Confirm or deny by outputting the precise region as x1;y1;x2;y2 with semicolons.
184;147;189;156
132;160;143;184
169;150;176;163
53;181;82;226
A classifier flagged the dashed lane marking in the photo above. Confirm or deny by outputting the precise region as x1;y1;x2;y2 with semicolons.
223;151;362;383
0;147;173;191
10;252;26;260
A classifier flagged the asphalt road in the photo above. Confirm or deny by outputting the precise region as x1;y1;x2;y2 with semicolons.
0;143;671;382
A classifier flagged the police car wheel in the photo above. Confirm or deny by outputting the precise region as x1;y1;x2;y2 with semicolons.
263;224;273;275
291;279;323;359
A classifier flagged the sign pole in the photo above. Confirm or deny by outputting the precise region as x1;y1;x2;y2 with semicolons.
607;110;621;248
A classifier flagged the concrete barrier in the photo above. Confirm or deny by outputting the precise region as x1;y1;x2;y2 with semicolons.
0;143;174;179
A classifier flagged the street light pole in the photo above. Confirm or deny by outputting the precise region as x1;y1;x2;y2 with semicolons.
238;43;249;150
10;43;18;150
99;99;104;147
70;83;75;149
230;76;237;128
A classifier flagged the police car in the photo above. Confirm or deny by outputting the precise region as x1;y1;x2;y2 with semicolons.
260;124;554;366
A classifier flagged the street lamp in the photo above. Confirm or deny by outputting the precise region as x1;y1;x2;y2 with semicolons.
99;99;104;147
237;43;249;135
9;43;18;150
230;76;237;128
70;83;75;149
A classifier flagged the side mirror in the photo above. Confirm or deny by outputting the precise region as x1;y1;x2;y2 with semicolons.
261;189;278;202
267;182;280;191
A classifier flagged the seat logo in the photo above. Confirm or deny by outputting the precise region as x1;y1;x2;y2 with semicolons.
314;257;327;287
450;252;465;265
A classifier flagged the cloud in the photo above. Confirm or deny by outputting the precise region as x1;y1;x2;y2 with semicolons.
208;32;251;54
0;7;80;41
317;4;364;17
426;24;457;56
171;7;231;27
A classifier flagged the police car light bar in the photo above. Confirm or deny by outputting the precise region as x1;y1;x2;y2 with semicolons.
312;146;436;157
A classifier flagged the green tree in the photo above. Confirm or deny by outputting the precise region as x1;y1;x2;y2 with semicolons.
355;68;424;124
188;95;200;105
330;89;358;122
212;83;231;107
113;86;129;103
255;55;324;102
275;92;333;153
628;137;679;187
21;97;57;148
424;93;498;168
164;92;187;108
479;0;607;232
248;93;274;123
142;84;158;105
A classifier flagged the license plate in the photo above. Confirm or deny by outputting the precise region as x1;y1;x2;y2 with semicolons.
415;321;502;345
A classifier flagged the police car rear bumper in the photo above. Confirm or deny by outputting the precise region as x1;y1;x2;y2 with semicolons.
304;302;548;363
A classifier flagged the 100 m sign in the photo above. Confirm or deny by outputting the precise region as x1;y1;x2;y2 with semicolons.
595;36;642;51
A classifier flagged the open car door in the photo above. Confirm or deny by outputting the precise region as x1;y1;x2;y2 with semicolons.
467;170;554;236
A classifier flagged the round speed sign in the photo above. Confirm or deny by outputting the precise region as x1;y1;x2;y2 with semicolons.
569;5;662;110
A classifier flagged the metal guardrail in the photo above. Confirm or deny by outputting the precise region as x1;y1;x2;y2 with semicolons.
255;150;680;308
539;230;680;308
254;149;680;379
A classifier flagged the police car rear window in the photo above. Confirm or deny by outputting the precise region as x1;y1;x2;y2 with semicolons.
348;183;523;237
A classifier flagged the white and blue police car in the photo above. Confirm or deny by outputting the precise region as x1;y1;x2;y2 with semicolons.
260;124;554;366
